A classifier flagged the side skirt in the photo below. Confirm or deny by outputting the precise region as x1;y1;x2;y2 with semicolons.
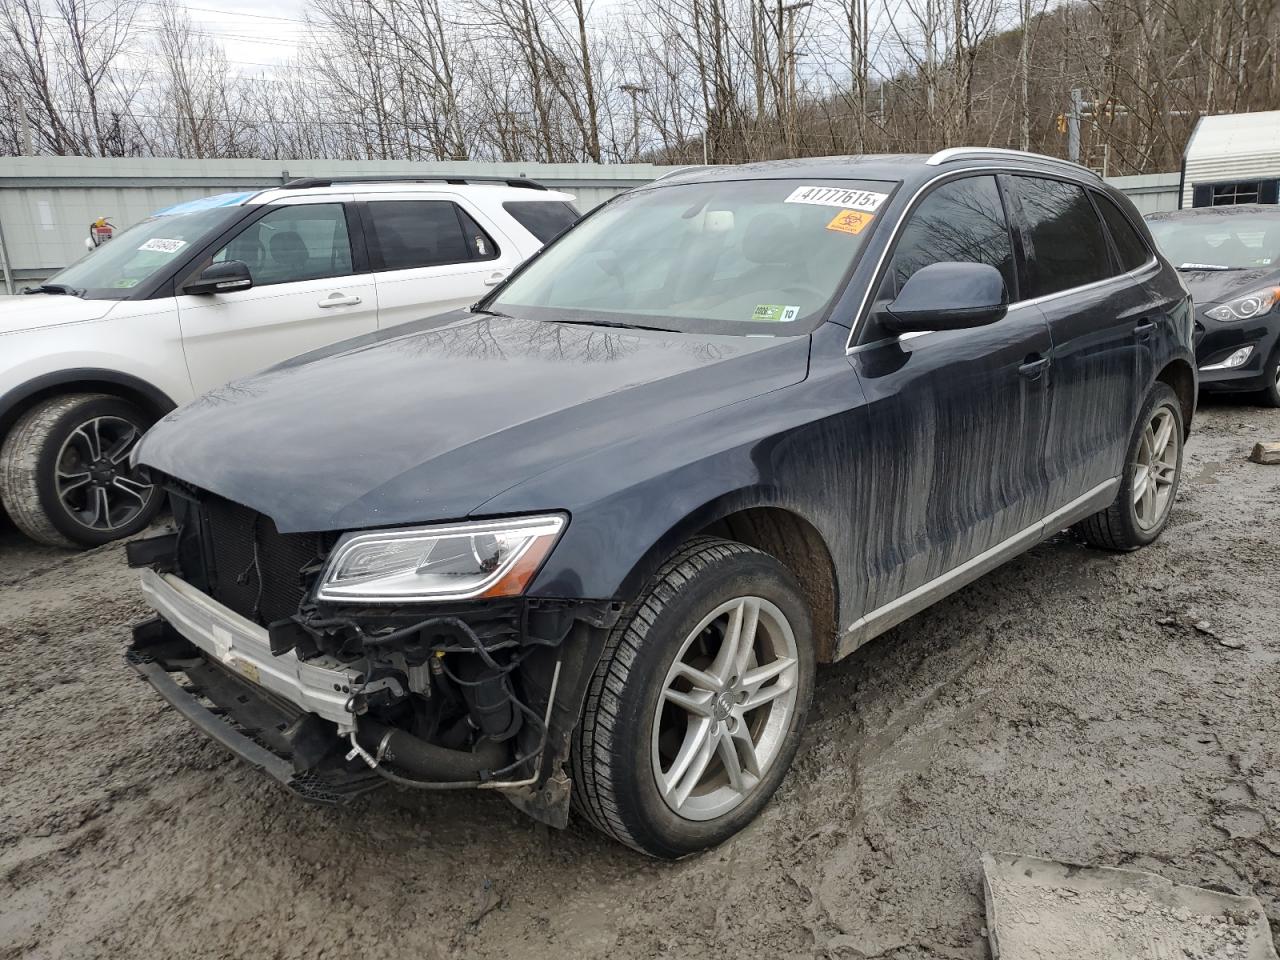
835;477;1120;660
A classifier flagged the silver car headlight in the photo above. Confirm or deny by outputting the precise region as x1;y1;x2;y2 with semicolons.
316;514;566;603
1205;286;1279;322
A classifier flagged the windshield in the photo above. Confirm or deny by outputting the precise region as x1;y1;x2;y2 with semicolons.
44;206;245;299
1147;210;1280;271
488;178;895;335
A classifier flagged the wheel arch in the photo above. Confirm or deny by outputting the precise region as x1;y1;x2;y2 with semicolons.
1155;358;1195;438
615;493;841;664
0;369;177;441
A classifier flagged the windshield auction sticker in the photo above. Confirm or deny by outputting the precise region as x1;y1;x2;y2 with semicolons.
751;304;801;323
139;238;187;254
826;210;874;235
785;186;887;212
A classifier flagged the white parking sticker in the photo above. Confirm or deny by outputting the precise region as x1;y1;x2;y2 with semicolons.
785;186;888;212
139;238;187;254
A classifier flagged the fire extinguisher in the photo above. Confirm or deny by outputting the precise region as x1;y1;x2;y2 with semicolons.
89;217;115;247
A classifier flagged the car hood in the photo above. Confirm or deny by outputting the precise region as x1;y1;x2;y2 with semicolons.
136;311;810;532
1180;268;1280;307
0;294;119;335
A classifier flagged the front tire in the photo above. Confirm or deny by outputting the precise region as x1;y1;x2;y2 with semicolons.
0;393;161;548
1259;346;1280;408
571;537;815;859
1073;381;1184;551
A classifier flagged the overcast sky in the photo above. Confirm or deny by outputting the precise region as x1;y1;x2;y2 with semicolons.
172;0;313;70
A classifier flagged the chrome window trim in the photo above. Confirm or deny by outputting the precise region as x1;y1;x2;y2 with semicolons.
845;165;1160;356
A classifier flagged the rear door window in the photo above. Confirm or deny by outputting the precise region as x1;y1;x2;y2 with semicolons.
1092;192;1151;272
1010;176;1112;297
502;201;580;243
883;175;1016;300
364;200;499;271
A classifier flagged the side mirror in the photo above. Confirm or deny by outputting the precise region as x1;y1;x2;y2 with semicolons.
882;261;1008;334
183;260;253;296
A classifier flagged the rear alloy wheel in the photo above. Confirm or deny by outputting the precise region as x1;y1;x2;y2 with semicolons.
1132;406;1180;531
0;394;161;548
1074;381;1184;551
571;537;814;858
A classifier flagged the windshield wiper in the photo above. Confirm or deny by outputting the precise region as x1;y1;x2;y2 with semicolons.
1176;264;1236;272
551;318;679;333
23;282;85;296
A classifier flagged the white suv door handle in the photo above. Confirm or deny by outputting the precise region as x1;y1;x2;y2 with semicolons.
482;271;509;287
318;293;361;308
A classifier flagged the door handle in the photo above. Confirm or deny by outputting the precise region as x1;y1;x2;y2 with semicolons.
1019;355;1050;380
318;294;362;308
482;271;508;287
1134;319;1156;340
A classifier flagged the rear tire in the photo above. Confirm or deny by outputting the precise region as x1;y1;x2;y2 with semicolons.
0;393;161;548
1073;381;1184;551
571;537;815;859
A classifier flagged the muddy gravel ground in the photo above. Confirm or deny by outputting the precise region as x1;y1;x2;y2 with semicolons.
2;399;1278;960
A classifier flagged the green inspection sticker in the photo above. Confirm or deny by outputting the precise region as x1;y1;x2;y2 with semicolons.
751;304;801;323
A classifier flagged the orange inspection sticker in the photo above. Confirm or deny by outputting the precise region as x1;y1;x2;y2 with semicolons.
826;209;874;235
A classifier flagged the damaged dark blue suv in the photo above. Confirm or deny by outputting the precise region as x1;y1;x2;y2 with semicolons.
127;152;1195;858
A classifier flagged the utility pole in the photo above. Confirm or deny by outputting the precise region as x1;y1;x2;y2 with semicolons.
618;84;649;162
777;0;811;151
10;94;33;156
1067;87;1083;163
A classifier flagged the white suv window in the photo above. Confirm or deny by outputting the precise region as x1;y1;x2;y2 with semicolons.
364;200;499;271
213;203;354;286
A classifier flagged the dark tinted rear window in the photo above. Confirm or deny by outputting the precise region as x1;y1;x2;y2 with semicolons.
365;200;498;271
1092;192;1151;272
1011;176;1111;297
502;201;579;243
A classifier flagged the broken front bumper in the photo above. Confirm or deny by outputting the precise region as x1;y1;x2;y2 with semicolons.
127;568;381;805
137;568;359;732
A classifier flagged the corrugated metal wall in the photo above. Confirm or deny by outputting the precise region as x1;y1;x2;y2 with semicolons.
1105;173;1181;214
0;157;1181;290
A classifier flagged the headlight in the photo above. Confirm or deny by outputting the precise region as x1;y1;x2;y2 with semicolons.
316;515;565;603
1205;287;1280;322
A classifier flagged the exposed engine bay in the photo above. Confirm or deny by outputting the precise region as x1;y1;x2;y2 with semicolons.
125;483;617;827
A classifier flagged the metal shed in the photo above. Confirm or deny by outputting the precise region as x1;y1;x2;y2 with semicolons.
1180;110;1280;209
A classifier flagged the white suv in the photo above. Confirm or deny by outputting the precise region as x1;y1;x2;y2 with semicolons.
0;176;579;548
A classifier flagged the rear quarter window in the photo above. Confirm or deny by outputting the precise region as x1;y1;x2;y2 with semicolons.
1092;192;1151;272
502;201;580;243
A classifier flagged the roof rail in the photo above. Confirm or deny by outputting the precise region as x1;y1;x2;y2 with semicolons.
279;175;548;191
925;147;1098;177
653;165;709;182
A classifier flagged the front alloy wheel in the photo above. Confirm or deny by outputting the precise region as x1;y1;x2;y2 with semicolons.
572;537;814;859
0;393;161;548
54;415;153;535
653;596;800;821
